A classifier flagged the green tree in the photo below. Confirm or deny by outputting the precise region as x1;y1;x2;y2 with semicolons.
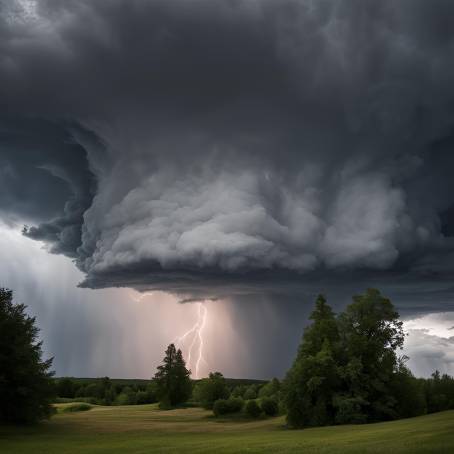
337;288;405;422
245;399;261;418
260;396;279;416
57;378;76;398
258;378;280;399
154;344;192;407
193;372;230;409
243;384;257;400
390;358;426;418
283;295;340;428
0;288;55;424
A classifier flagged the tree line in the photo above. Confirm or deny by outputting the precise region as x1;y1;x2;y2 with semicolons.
1;286;454;426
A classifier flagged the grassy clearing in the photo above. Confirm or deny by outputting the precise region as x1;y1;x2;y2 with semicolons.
1;404;453;453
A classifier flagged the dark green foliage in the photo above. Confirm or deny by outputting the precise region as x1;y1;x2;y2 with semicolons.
243;385;258;400
283;290;411;428
57;378;76;398
0;288;55;424
390;360;427;418
245;399;261;418
424;371;454;413
337;288;405;423
231;385;247;398
260;397;279;416
193;372;230;409
116;386;138;405
61;403;91;413
258;378;280;399
212;397;244;416
154;344;192;407
284;294;340;428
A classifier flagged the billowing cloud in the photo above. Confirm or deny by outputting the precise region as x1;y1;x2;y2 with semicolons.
1;0;454;308
403;313;454;377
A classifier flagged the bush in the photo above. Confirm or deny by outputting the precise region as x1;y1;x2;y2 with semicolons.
115;387;137;405
228;397;244;413
61;403;92;413
213;397;244;416
244;385;257;400
245;400;261;418
213;399;230;416
193;372;230;409
136;390;155;405
260;397;279;416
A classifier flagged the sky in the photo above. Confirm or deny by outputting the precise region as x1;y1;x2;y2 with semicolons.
1;0;454;379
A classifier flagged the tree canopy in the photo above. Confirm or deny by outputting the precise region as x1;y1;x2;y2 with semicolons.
154;343;192;407
283;289;410;428
0;288;55;424
193;372;230;409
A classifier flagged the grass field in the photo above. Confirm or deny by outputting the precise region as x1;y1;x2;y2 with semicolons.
1;404;453;453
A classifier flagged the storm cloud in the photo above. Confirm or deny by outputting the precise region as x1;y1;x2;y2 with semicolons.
2;0;454;308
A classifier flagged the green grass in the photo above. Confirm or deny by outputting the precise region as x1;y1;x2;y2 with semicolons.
60;403;92;413
1;404;453;453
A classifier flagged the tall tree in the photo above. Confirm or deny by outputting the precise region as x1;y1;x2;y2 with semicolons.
283;295;340;428
336;288;405;422
0;288;55;424
154;344;191;407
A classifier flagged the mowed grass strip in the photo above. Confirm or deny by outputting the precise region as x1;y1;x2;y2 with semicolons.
1;405;453;454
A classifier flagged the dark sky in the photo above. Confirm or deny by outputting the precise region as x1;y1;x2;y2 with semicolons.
1;0;454;378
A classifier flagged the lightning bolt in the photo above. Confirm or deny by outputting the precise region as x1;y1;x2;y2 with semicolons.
129;291;209;378
174;302;208;379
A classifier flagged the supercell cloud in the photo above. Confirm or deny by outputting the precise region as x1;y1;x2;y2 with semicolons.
2;0;454;307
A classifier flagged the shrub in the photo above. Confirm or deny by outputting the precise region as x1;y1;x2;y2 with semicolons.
245;399;261;418
243;385;257;400
136;390;154;405
260;397;279;416
62;403;92;413
228;397;244;413
193;372;230;409
213;397;244;416
213;399;230;416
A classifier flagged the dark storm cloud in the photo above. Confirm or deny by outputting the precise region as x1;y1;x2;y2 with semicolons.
0;117;97;256
2;0;454;310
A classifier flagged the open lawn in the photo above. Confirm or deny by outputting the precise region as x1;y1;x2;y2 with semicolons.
1;404;453;453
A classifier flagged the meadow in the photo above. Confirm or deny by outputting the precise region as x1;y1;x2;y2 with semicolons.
1;403;453;453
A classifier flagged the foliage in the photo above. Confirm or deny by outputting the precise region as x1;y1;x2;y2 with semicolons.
0;288;55;424
154;344;192;407
193;372;230;409
213;397;244;416
243;385;258;400
284;294;340;428
260;397;279;416
283;289;409;428
245;399;261;418
116;386;138;405
61;403;92;413
258;378;280;399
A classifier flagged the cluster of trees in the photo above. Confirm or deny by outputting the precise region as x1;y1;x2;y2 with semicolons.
193;372;280;418
282;289;454;428
56;377;157;406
